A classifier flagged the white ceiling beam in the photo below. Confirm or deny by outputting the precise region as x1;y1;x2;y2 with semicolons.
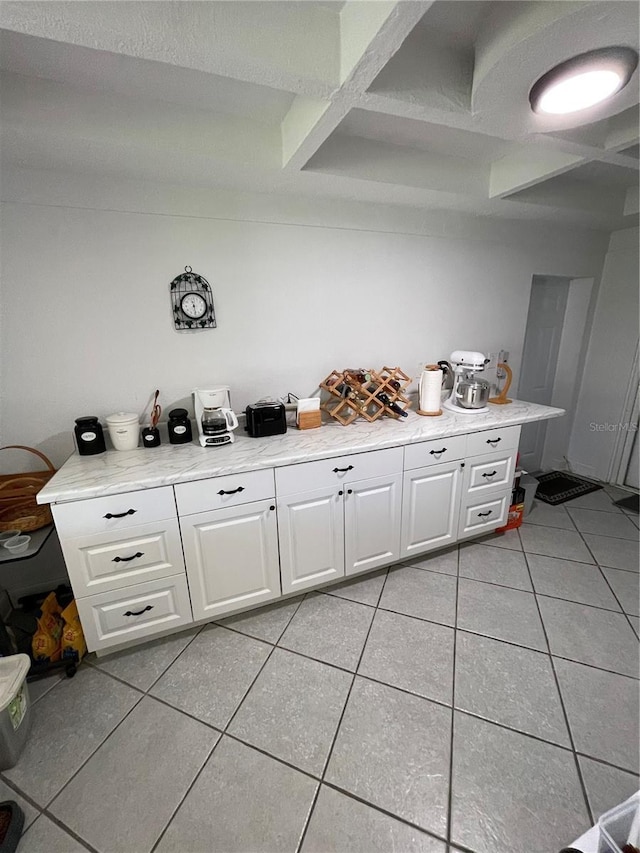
281;1;432;170
489;149;585;199
0;1;341;98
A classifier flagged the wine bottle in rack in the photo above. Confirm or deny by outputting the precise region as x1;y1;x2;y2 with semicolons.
377;391;409;418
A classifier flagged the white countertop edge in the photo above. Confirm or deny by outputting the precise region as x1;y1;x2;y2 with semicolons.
38;401;564;504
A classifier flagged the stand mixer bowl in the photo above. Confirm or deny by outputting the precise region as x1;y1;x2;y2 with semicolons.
456;376;490;409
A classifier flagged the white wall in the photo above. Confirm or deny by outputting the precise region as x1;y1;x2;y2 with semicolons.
568;227;640;481
0;167;609;470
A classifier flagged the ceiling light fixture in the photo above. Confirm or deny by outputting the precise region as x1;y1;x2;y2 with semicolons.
529;46;638;115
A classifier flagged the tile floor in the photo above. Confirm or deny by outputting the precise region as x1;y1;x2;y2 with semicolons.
5;485;639;853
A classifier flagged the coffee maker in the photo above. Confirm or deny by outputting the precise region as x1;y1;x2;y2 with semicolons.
193;387;239;447
441;351;491;414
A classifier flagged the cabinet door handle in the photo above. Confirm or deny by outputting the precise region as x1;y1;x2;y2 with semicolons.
112;551;144;563
482;471;498;478
347;489;353;495
477;510;493;518
486;438;501;445
429;448;447;455
104;509;137;519
333;465;354;473
269;505;275;511
218;487;245;495
123;605;153;617
338;490;343;496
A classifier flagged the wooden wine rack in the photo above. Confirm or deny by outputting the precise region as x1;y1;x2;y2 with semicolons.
320;366;412;425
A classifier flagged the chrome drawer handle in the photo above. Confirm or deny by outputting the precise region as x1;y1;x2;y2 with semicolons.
333;465;354;473
218;487;244;495
123;605;153;617
477;510;493;518
429;448;447;456
486;438;501;445
112;552;144;563
482;471;498;478
104;509;137;519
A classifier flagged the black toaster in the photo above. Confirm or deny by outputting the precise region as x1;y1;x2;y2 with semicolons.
244;402;287;437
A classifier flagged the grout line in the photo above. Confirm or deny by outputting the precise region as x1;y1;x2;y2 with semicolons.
520;546;595;826
445;543;460;847
319;779;456;851
151;596;310;852
577;536;640;639
149;737;221;853
295;568;389;853
36;810;98;852
34;689;147;844
221;596;306;734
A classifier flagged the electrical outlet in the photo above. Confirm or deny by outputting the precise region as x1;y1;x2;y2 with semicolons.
486;352;500;371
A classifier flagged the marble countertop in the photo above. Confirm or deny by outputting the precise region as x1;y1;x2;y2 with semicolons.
38;399;564;504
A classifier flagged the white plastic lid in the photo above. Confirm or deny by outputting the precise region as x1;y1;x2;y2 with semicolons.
0;654;30;712
105;412;139;425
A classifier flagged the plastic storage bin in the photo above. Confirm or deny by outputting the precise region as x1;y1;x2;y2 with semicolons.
519;472;539;516
598;792;640;853
0;654;31;770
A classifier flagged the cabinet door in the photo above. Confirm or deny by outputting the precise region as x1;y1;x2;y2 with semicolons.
180;499;281;621
400;460;462;560
344;473;401;577
278;487;345;594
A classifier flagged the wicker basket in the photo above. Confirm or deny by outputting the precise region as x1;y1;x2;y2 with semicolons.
0;446;56;532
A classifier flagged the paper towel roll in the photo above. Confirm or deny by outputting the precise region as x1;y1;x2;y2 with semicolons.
418;365;443;416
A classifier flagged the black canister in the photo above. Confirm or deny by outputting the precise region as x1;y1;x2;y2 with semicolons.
167;409;193;444
74;417;106;456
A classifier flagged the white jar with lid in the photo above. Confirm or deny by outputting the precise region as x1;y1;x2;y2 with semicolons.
105;412;140;450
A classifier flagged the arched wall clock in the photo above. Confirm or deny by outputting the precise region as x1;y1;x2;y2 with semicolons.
170;266;217;331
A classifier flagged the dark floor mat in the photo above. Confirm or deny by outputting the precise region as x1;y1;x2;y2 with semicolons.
535;471;602;506
614;493;640;513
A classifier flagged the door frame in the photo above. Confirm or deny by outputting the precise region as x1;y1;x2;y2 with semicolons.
609;338;640;487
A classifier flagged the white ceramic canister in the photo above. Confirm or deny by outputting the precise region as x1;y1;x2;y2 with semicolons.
105;412;140;451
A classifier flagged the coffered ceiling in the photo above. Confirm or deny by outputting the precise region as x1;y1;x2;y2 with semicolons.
1;1;638;231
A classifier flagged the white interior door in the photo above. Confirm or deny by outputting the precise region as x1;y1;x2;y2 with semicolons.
624;428;639;489
518;276;570;472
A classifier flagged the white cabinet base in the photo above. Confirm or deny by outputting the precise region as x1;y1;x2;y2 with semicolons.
345;473;401;576
278;487;345;594
76;573;192;652
180;500;281;621
400;460;463;560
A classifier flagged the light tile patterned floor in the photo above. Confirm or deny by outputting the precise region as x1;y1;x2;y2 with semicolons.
6;493;639;853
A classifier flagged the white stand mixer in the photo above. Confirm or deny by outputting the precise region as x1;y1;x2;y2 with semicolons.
442;350;491;414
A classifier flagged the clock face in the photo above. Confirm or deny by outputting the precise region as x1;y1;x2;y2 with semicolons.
180;292;207;320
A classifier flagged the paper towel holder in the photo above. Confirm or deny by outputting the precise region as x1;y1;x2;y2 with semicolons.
417;365;443;417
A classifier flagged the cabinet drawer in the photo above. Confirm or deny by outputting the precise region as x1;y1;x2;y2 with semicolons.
175;468;275;516
466;425;520;457
458;492;509;539
403;435;467;471
275;447;403;497
61;519;185;598
463;451;516;496
76;573;193;652
52;486;176;539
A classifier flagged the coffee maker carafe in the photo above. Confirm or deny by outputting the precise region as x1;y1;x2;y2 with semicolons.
193;387;239;447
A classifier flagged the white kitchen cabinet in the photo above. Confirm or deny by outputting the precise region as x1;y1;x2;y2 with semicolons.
344;473;401;576
180;499;281;620
400;459;463;559
277;486;345;594
59;518;185;598
76;573;193;652
458;491;510;539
